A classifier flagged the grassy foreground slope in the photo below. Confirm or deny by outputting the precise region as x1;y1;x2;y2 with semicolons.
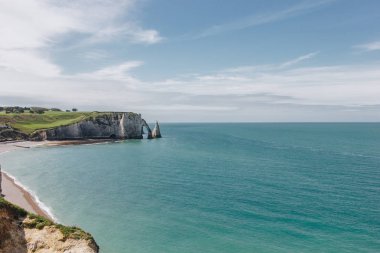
0;197;99;252
0;111;107;134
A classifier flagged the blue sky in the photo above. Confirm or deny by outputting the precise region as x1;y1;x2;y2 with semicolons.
1;0;380;121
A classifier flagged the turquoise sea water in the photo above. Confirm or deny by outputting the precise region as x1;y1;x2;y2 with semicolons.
1;123;380;253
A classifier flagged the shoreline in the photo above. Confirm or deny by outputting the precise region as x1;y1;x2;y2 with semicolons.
0;139;114;221
43;138;117;146
1;171;53;220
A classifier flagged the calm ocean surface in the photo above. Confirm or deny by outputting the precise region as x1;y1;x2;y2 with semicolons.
1;123;380;253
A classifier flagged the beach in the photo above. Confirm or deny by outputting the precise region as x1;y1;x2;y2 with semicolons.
0;139;116;221
0;141;53;219
0;140;45;153
1;171;52;219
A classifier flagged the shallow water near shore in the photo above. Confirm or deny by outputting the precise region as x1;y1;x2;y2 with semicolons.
1;123;380;253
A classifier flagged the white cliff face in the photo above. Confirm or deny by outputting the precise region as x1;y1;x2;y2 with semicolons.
121;113;147;139
34;113;150;140
119;113;126;137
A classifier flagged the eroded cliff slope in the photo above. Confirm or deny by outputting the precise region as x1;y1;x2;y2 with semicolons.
0;197;99;253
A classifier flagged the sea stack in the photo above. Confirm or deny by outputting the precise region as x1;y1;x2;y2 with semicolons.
152;121;162;138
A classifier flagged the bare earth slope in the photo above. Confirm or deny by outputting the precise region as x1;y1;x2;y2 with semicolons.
0;198;99;253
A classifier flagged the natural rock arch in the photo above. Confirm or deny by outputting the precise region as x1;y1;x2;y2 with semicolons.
141;119;152;139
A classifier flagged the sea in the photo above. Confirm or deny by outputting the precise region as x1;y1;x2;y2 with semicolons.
1;123;380;253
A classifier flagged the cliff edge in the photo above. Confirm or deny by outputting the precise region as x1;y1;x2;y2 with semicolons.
0;197;99;253
0;111;161;141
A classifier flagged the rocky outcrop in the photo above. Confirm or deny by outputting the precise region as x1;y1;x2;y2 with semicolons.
0;198;99;253
152;121;162;138
31;112;156;141
0;129;29;142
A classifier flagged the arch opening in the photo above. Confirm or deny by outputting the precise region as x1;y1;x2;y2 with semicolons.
141;126;150;139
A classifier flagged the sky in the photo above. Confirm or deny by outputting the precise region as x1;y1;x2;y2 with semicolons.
0;0;379;122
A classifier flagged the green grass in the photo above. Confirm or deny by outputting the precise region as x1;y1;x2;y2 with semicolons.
55;224;95;241
0;111;109;134
25;214;93;241
0;197;28;218
24;213;53;230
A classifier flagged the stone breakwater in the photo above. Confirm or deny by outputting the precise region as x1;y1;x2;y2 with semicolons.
31;112;161;141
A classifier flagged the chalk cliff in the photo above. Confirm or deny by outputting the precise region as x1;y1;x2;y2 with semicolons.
0;198;99;253
31;112;155;141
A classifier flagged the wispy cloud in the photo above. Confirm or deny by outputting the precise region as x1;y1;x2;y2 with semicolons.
75;61;143;82
0;0;162;77
84;24;163;45
187;0;335;39
54;0;163;45
354;40;380;52
280;52;319;68
150;62;380;107
224;52;319;73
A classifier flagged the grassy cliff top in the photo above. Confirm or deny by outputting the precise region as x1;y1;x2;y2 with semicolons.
0;111;109;134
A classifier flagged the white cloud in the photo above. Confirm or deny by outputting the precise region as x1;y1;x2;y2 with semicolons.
0;0;76;50
126;27;163;44
84;24;163;45
0;0;162;77
354;40;380;52
75;61;143;82
0;49;60;77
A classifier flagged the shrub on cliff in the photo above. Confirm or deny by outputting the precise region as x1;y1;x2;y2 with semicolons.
0;197;28;218
30;107;48;114
4;106;24;114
